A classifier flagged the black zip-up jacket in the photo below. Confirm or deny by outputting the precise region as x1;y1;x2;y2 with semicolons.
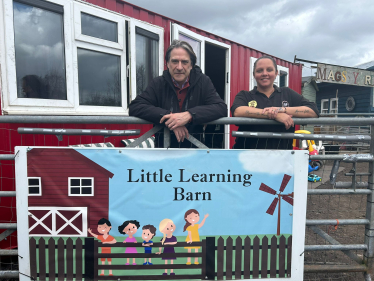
129;66;227;148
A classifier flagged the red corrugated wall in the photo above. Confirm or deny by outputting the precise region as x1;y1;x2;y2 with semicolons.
0;0;302;249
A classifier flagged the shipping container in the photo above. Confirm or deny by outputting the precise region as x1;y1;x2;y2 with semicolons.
0;0;302;249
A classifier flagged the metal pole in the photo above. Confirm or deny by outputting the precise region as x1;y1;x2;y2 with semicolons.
306;219;369;226
0;271;19;279
0;154;15;160
364;124;374;278
0;223;17;229
304;245;367;251
307;189;372;195
231;131;371;142
309;225;363;264
0;191;16;197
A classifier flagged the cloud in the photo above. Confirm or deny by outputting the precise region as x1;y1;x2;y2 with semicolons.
238;151;293;175
125;0;374;67
123;149;197;161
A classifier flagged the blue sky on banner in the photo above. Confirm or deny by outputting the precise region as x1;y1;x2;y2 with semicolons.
77;149;295;237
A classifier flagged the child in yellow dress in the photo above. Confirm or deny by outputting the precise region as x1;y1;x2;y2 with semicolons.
183;209;209;265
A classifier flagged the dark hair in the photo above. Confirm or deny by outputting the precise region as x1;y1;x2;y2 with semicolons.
253;55;278;75
98;218;111;226
165;40;197;67
142;224;156;238
183;209;199;232
118;220;140;235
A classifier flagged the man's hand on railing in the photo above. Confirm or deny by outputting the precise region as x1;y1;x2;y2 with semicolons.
172;126;189;142
160;112;192;129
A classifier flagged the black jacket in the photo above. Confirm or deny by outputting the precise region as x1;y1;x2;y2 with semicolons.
129;66;227;148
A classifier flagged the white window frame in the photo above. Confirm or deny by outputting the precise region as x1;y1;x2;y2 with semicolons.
1;0;164;115
68;177;94;196
321;99;329;114
28;177;42;196
249;57;257;90
72;1;128;114
73;2;124;50
277;65;289;87
1;0;75;114
171;24;206;72
129;19;164;101
330;98;338;114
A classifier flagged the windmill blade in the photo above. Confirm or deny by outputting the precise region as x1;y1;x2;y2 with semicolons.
282;195;294;206
279;174;292;192
266;198;279;215
260;183;277;195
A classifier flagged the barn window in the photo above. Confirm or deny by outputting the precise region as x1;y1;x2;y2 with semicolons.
321;99;329;114
1;0;164;114
28;177;41;196
68;177;94;196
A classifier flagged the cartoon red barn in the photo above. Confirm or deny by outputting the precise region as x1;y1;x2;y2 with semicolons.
27;148;114;237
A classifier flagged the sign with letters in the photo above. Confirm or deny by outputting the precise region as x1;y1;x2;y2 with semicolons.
16;147;308;281
316;63;374;87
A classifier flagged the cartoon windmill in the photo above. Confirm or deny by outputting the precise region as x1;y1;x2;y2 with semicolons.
259;174;293;236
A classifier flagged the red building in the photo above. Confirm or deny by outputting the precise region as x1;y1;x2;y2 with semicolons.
27;148;113;236
0;0;302;248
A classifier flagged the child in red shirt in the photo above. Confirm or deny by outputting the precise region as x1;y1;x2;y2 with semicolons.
88;218;116;276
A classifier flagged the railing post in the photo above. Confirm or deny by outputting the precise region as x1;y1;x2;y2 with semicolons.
164;127;170;148
364;124;374;279
84;237;94;281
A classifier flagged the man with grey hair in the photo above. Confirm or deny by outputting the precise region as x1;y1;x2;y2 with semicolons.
129;40;227;148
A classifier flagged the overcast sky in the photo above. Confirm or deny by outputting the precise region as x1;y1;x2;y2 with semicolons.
125;0;374;75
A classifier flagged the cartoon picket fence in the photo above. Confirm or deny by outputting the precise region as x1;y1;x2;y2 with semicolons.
29;235;292;280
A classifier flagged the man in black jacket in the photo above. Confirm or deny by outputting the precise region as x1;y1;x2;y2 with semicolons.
129;40;227;148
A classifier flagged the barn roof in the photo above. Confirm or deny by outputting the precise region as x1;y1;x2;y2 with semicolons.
27;148;114;178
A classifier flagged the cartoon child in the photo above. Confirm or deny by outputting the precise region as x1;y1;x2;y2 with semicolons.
156;219;177;276
118;220;140;265
142;224;156;265
88;218;116;276
183;209;209;265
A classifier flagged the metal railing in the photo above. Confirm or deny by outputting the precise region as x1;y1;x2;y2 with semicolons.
1;115;374;280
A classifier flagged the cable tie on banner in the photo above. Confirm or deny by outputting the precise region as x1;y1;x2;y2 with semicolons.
18;254;23;258
19;272;35;280
328;219;339;235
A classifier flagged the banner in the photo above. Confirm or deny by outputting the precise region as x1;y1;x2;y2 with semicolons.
15;147;308;281
316;63;374;87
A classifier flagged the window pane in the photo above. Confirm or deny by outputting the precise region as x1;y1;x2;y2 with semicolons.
82;187;92;194
82;179;92;186
81;12;117;43
77;48;121;107
136;32;159;96
70;179;80;186
29;178;40;185
179;34;201;67
13;1;67;100
29;186;39;194
70;187;80;194
280;73;287;87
